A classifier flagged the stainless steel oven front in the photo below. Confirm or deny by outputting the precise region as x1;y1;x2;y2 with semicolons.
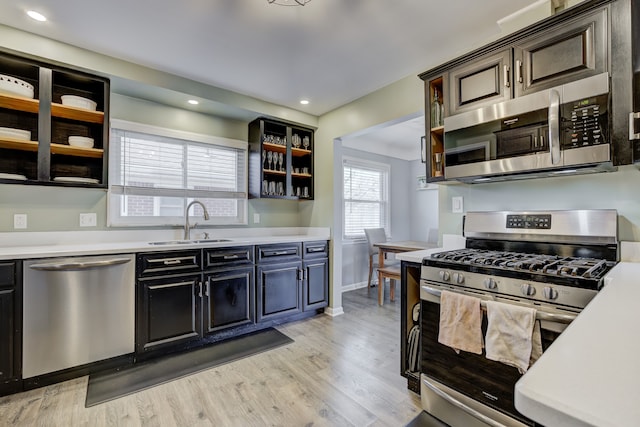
419;282;577;427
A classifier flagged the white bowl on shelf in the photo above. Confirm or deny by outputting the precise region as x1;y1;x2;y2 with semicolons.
0;127;31;141
68;136;94;148
61;95;97;111
0;74;34;99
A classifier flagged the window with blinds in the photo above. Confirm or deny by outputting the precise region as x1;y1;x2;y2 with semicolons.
108;120;247;226
342;157;390;239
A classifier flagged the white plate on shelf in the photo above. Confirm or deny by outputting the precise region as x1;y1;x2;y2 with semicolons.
0;74;34;99
0;127;31;141
53;176;100;184
60;95;97;111
68;136;94;148
0;173;27;181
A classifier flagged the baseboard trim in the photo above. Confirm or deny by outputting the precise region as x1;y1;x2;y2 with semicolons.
341;281;369;292
324;306;344;317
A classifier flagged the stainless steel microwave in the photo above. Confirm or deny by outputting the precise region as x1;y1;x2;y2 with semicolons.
443;72;615;183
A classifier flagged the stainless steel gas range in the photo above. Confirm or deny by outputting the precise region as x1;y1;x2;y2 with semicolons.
419;209;618;427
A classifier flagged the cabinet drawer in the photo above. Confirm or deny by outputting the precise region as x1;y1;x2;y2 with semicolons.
137;250;202;277
256;243;302;263
0;262;16;288
302;241;329;259
204;246;253;269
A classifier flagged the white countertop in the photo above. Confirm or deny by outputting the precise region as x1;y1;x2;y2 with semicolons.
515;262;640;426
396;234;466;263
0;227;331;260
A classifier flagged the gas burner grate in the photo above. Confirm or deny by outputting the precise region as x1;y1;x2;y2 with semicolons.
431;249;612;280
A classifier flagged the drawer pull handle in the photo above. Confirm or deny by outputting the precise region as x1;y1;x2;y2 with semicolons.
223;254;239;260
307;247;325;253
163;259;182;265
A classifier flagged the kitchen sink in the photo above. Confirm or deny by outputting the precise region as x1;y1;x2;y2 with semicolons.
148;239;232;245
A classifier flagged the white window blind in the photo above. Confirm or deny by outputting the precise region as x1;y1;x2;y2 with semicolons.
343;157;390;239
108;120;247;226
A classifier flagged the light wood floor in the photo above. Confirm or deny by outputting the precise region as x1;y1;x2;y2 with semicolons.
0;286;422;426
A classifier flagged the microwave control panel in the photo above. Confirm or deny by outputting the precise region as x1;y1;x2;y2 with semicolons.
561;93;609;149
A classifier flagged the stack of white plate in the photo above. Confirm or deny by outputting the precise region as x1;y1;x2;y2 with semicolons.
68;136;94;148
0;74;34;99
53;177;100;184
0;173;27;181
61;95;97;111
0;127;31;141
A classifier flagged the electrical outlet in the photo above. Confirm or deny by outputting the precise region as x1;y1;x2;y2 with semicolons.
452;196;464;213
14;214;27;229
253;213;260;224
79;213;97;227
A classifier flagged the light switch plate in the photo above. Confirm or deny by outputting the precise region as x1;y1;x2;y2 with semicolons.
452;197;464;213
14;214;27;229
253;213;260;224
79;213;97;227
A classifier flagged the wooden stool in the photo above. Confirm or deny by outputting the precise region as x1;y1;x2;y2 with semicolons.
378;265;401;305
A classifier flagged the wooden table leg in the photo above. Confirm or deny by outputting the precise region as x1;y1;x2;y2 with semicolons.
378;249;385;305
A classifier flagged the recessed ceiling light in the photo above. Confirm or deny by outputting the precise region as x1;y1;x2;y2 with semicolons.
27;10;47;22
187;99;199;105
300;99;309;105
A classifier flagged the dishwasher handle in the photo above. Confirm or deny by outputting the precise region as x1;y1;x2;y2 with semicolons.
29;257;132;271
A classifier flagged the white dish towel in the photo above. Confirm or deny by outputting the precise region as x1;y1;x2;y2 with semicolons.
485;301;541;373
438;290;483;354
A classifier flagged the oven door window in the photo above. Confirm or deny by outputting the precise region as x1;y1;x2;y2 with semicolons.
421;299;560;425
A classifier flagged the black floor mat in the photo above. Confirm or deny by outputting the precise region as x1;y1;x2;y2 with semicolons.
85;328;293;407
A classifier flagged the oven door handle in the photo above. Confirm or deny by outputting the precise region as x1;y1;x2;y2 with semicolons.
421;285;577;324
422;376;509;427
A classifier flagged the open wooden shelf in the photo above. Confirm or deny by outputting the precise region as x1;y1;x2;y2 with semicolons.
291;172;312;178
263;169;286;176
263;142;286;154
291;147;312;157
0;137;103;159
51;103;104;124
0;93;39;114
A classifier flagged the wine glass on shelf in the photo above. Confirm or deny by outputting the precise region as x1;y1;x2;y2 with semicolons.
278;152;284;171
302;136;310;150
262;150;266;169
267;151;273;170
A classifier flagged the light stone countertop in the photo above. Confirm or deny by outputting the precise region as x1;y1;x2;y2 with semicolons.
395;234;466;263
0;227;331;260
515;261;640;426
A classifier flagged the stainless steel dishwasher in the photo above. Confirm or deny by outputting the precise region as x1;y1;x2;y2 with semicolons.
23;254;135;378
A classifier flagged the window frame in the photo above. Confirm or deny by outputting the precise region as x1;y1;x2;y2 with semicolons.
107;119;248;227
342;156;391;241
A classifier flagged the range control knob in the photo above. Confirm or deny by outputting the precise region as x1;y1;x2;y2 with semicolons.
439;271;450;282
543;287;559;300
483;278;497;290
521;283;536;296
453;272;465;284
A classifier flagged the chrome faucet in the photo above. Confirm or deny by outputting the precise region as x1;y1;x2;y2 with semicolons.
184;200;210;240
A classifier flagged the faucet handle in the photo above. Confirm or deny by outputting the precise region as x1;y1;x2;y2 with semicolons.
203;232;210;239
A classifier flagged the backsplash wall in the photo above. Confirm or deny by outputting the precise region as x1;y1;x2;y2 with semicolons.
438;165;640;242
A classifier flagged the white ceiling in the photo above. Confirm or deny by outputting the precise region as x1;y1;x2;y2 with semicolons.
0;0;538;159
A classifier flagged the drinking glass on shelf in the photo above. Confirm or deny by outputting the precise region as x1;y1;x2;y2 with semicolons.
278;182;284;196
302;136;310;150
267;151;273;170
278;152;284;171
262;151;266;169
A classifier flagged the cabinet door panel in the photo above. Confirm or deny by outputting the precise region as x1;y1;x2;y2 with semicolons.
303;259;328;311
514;7;607;97
204;268;254;332
137;275;201;352
447;49;512;116
0;289;14;380
256;262;302;322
